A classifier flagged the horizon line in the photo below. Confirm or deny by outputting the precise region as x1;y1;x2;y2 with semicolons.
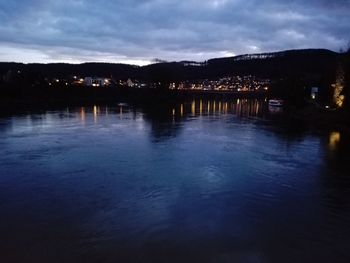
0;48;338;67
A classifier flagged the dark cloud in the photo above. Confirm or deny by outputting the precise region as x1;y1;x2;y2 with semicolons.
0;0;349;64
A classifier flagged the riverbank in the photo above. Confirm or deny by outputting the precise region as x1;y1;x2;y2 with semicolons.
1;88;349;133
0;87;267;113
286;102;350;133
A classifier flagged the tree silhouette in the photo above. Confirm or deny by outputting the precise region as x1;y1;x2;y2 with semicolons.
343;45;350;111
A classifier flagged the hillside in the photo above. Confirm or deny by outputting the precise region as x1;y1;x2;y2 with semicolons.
0;49;340;82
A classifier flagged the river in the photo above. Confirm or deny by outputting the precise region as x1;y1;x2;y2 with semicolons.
0;99;349;262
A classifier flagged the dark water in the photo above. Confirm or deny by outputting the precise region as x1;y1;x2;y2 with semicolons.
0;99;350;263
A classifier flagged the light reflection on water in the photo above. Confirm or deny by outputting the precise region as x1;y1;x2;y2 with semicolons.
0;99;349;263
329;131;341;151
75;98;268;124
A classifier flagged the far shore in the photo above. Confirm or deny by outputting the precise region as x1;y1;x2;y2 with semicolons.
1;87;349;133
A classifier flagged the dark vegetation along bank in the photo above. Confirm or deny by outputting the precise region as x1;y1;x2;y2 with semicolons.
0;48;349;128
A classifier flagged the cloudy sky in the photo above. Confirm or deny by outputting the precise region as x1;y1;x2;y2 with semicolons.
0;0;349;65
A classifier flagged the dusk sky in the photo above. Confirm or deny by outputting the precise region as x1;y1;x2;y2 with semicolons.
0;0;349;65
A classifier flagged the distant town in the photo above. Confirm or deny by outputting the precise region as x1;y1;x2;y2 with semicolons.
0;48;348;113
41;74;271;93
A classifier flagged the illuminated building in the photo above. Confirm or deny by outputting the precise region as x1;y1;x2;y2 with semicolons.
84;77;111;87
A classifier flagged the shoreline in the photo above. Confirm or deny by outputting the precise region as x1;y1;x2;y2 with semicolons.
1;90;349;133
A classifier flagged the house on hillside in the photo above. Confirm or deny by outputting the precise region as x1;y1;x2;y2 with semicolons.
84;77;110;87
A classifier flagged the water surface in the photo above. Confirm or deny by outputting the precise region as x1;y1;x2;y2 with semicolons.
0;99;350;263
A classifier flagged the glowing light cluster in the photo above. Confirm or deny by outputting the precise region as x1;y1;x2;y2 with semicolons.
333;66;345;108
